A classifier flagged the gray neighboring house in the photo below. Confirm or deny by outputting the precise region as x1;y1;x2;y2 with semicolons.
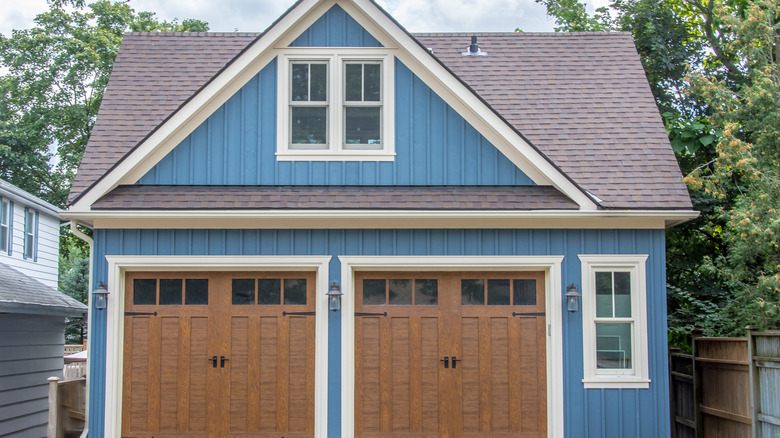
0;179;87;438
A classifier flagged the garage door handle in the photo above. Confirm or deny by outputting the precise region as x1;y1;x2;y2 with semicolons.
440;357;449;368
451;357;461;368
208;356;218;368
221;356;229;368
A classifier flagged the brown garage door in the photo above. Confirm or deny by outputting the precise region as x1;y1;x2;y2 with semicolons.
355;271;547;437
122;271;315;437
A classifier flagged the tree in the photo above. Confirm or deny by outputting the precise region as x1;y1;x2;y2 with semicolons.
687;0;780;334
60;235;90;343
0;0;208;207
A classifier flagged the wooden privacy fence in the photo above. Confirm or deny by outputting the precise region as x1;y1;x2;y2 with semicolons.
47;376;86;438
670;329;780;438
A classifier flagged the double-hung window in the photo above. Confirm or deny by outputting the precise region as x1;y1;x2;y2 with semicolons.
0;199;8;253
580;255;649;388
278;50;394;160
23;207;37;261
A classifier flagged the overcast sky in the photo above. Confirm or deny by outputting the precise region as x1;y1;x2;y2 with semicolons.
0;0;614;36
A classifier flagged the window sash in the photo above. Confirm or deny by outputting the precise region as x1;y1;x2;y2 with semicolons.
0;200;7;252
290;61;329;148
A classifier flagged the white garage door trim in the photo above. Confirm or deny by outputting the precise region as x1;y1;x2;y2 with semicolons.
339;255;565;438
103;255;332;438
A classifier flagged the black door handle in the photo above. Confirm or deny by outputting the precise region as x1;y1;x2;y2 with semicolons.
440;356;449;368
208;356;217;368
451;356;461;369
220;356;229;368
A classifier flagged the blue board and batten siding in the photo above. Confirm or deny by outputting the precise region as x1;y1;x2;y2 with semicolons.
136;59;533;186
290;4;382;48
88;228;670;438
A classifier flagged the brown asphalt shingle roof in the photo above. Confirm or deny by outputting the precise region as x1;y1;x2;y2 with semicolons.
70;31;692;210
92;185;579;210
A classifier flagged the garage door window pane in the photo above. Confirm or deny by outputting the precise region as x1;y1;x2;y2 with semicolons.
513;279;537;306
133;279;156;305
284;279;307;305
488;279;510;305
232;279;255;305
462;279;484;305
185;279;208;305
389;279;412;305
363;279;386;305
415;279;438;305
258;279;281;305
159;279;182;305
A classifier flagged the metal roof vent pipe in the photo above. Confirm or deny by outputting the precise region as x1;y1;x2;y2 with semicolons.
462;35;487;56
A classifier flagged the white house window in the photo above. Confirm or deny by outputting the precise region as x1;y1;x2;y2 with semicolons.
23;207;37;261
579;255;649;388
0;199;8;253
277;50;394;161
290;61;328;147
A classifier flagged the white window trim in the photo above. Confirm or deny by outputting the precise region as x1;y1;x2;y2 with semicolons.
338;255;565;438
277;48;395;161
579;254;650;389
101;255;332;438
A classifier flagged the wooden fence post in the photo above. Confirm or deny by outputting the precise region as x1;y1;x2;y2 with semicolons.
691;328;703;438
47;376;60;438
747;326;758;438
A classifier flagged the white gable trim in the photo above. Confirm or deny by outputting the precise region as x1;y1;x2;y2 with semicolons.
70;0;597;211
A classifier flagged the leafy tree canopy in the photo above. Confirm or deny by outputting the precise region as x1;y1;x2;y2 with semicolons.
0;0;208;207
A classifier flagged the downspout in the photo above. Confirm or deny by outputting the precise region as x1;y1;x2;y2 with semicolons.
69;221;93;438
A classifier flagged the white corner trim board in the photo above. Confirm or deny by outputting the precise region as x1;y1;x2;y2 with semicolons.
338;255;565;438
101;255;332;438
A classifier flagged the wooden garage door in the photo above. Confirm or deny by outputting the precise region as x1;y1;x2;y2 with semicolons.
122;271;315;437
355;271;546;437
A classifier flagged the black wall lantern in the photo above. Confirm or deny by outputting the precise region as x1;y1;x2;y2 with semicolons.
326;282;343;312
93;282;109;311
565;283;581;313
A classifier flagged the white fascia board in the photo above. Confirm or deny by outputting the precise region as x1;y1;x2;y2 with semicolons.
68;0;326;212
60;209;699;230
339;0;598;210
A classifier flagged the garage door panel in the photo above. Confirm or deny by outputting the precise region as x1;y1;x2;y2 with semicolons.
258;316;279;432
392;317;411;432
189;316;208;433
159;317;180;432
356;271;546;437
129;317;150;432
287;315;314;434
230;316;249;432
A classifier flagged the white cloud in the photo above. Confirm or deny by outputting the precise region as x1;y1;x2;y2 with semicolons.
378;0;555;33
1;0;557;36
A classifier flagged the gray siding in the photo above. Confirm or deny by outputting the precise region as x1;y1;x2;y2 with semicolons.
0;314;65;438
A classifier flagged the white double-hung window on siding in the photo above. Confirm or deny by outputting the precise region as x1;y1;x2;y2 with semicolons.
23;207;38;261
0;199;9;253
278;50;394;160
579;255;649;388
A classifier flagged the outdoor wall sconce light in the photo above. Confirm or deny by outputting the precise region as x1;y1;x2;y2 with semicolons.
93;282;109;311
326;282;343;312
565;283;581;313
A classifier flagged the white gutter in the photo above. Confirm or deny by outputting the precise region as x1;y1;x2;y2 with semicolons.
68;221;93;438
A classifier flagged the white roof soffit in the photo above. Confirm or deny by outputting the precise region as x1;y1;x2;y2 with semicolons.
69;0;599;213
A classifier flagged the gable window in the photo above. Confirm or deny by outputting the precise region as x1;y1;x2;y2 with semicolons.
579;255;649;388
278;50;394;160
23;207;38;261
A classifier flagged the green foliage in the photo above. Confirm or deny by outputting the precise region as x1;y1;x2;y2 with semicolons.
60;234;90;344
534;0;615;31
0;0;209;207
